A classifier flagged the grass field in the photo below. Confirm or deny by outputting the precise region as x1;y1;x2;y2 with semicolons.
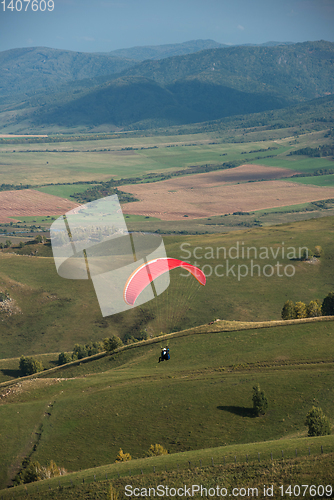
0;319;333;489
1;215;334;358
0;129;333;495
0;129;326;186
256;157;334;173
1;443;334;499
287;174;334;187
35;184;100;200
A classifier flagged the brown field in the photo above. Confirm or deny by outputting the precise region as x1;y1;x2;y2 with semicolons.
121;164;334;220
0;134;48;138
0;189;80;223
124;163;298;192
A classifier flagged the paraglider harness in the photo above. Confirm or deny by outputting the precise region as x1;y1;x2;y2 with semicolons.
158;346;170;363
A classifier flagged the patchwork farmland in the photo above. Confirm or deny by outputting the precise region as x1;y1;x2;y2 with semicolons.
0;121;334;496
0;189;80;223
121;163;334;219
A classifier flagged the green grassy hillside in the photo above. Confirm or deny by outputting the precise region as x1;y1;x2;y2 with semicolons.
2;443;334;499
1;216;334;492
1;215;334;358
0;318;333;489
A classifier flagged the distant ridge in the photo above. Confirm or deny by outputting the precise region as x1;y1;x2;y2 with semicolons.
0;46;137;97
106;39;227;61
105;39;295;61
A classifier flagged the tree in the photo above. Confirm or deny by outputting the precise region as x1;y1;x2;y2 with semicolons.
5;240;12;248
115;449;131;462
147;444;168;457
19;356;44;376
300;248;313;261
35;235;43;243
281;300;296;320
252;384;268;416
58;352;72;365
314;245;323;258
306;299;322;317
322;292;334;316
14;459;67;485
19;241;25;248
294;301;307;319
305;406;331;436
86;341;104;356
14;459;40;485
103;336;123;352
72;344;88;360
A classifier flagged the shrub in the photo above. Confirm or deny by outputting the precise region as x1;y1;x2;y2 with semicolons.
104;336;123;352
14;459;67;484
306;299;322;317
115;448;131;462
305;406;331;436
281;300;296;320
71;341;104;360
58;352;72;365
108;484;119;500
85;341;104;356
72;343;88;360
294;301;307;319
252;384;268;416
147;444;168;456
322;292;334;316
300;248;313;261
123;330;148;344
314;245;323;258
0;290;9;302
14;459;40;484
19;356;44;376
37;460;67;480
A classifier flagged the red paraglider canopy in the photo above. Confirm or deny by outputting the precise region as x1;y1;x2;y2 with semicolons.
124;257;206;306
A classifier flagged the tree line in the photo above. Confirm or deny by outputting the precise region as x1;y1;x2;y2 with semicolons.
70;161;241;204
281;291;334;320
18;333;149;376
289;144;334;158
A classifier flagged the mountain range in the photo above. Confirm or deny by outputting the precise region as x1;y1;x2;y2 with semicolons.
0;39;333;132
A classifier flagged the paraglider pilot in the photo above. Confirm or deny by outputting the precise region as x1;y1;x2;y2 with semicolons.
158;347;170;363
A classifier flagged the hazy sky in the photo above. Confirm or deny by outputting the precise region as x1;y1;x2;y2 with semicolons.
0;0;333;53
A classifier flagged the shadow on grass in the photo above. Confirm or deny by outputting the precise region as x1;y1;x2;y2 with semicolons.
48;360;59;367
1;368;21;378
217;405;256;418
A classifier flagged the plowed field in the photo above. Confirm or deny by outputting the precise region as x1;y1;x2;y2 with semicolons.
0;189;80;223
121;164;334;220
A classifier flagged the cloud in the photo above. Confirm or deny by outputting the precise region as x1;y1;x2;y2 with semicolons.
237;24;245;31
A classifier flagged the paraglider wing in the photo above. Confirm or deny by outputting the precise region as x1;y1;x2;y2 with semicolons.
123;257;206;306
